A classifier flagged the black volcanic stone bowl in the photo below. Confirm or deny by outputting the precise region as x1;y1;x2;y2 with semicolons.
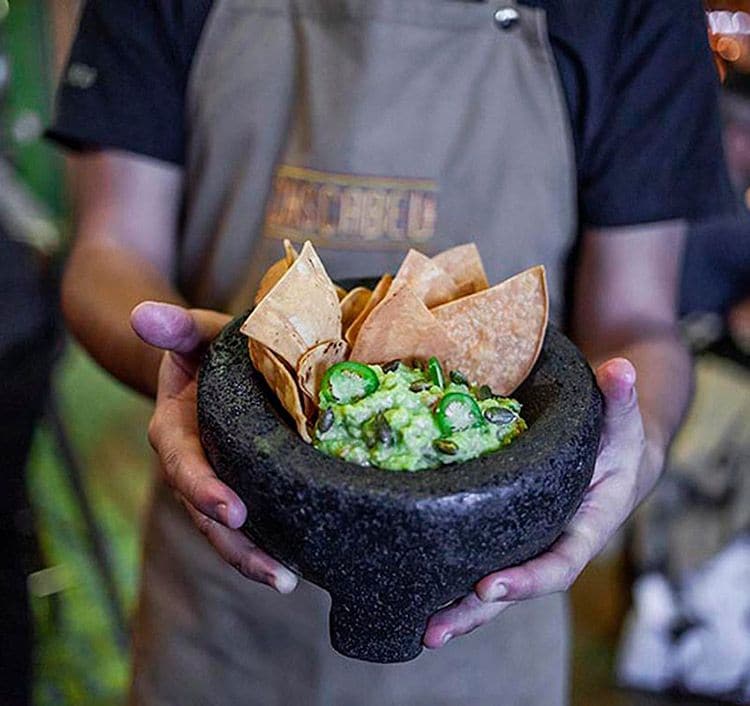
198;311;602;664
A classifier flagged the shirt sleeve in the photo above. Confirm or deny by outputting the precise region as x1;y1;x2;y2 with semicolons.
579;0;736;227
47;0;205;165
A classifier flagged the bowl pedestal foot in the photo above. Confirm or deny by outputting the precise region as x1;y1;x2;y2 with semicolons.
328;596;430;663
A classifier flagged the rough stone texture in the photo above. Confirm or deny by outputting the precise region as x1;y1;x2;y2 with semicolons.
198;310;602;663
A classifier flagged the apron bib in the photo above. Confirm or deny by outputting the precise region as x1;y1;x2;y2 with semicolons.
179;0;576;319
133;2;577;704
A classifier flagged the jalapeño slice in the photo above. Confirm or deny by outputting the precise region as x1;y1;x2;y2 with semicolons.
428;356;445;390
320;361;379;405
435;392;484;435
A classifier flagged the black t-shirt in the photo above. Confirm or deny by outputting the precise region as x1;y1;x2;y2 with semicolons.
49;0;735;227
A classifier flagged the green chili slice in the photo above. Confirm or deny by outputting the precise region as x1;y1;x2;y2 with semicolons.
435;392;484;435
427;356;445;389
319;361;380;405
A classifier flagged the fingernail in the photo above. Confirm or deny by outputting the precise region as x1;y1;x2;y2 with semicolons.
215;501;245;529
273;570;298;594
487;581;508;602
442;633;453;646
226;502;246;529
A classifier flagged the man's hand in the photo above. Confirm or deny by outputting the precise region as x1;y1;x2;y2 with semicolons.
423;357;656;648
131;301;298;594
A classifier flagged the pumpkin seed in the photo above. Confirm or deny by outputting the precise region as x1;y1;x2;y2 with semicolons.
382;359;401;373
477;384;494;400
318;408;335;433
449;370;468;386
484;407;516;425
376;414;394;446
433;438;458;455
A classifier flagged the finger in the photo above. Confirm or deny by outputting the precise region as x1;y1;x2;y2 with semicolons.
592;357;645;487
131;302;229;356
151;418;246;529
423;592;513;649
180;497;298;594
473;360;643;606
596;357;640;430
476;516;601;603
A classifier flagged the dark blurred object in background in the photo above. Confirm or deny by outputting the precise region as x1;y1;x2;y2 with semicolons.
0;229;59;706
681;214;750;318
0;12;61;703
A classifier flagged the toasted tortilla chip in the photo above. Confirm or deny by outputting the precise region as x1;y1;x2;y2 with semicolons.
345;273;393;346
297;339;349;401
253;258;289;306
335;285;348;300
350;284;458;365
241;241;341;369
432;243;489;296
302;392;317;423
432;266;548;395
248;338;311;442
392;249;463;308
283;238;298;267
340;287;371;331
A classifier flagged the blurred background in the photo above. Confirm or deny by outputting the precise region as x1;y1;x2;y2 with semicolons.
0;2;748;705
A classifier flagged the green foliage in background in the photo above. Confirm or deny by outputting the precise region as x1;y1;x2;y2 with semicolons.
2;0;65;217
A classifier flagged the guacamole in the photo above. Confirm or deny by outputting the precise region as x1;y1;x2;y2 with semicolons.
313;358;526;471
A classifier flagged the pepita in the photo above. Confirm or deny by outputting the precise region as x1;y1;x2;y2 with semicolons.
477;384;494;400
433;438;458;455
449;369;469;386
382;359;401;373
484;407;516;425
318;408;335;433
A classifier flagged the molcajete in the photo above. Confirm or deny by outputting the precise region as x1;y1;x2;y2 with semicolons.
197;311;603;663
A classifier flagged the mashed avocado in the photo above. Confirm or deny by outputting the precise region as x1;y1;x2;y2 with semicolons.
313;359;526;471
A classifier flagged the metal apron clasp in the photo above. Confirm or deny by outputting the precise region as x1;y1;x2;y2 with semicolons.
493;6;520;31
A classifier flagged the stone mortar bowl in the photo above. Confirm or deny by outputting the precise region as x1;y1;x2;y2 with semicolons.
198;302;602;663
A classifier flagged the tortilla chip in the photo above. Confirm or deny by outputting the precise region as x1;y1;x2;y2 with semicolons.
431;243;489;296
302;393;317;423
432;266;548;395
296;339;349;401
253;258;289;306
283;239;298;267
350;284;458;365
345;273;393;346
248;338;311;443
241;241;341;369
335;285;348;300
340;287;371;331
392;249;463;308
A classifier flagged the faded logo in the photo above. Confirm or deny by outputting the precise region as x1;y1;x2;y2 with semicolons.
264;165;437;249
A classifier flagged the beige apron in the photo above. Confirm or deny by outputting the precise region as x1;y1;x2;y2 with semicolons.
132;1;577;703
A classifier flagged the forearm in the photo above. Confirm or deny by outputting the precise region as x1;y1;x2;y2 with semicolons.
570;220;690;501
61;240;184;397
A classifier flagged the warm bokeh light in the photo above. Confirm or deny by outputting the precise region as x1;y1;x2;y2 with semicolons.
708;10;750;75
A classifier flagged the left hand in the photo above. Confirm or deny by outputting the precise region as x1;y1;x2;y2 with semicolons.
423;357;658;649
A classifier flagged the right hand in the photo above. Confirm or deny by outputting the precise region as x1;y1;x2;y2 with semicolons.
131;302;298;594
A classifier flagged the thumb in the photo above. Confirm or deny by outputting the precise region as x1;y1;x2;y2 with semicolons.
595;357;640;433
131;302;230;356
